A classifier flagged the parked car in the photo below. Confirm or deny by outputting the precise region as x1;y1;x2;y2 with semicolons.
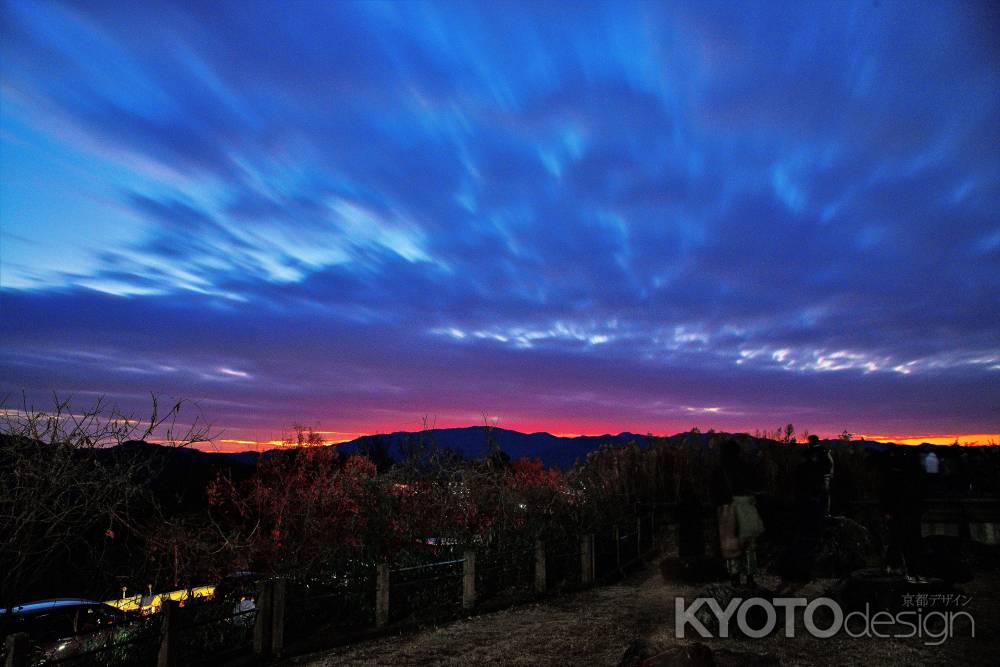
0;598;150;662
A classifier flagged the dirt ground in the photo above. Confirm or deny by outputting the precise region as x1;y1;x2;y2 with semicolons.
290;550;999;667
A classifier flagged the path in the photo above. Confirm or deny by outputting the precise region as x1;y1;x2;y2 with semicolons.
291;554;999;666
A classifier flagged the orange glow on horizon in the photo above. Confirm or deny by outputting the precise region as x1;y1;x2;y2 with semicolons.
218;437;358;446
184;428;1000;452
194;434;362;453
856;433;1000;446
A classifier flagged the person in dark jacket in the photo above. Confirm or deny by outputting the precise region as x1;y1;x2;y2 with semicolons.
710;440;751;506
807;435;834;517
677;478;706;563
795;446;823;523
880;447;926;574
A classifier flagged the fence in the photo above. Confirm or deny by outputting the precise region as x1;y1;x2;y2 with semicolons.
2;512;664;667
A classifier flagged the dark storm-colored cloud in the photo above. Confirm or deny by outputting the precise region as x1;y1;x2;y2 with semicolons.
1;0;998;437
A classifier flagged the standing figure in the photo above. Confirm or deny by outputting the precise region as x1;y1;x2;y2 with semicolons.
880;447;926;574
786;445;824;579
710;440;764;586
808;435;834;517
677;478;706;564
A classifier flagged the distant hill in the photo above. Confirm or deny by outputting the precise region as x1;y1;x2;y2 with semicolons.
110;440;259;512
337;426;650;469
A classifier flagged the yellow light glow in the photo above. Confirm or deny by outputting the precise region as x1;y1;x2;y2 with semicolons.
105;586;216;615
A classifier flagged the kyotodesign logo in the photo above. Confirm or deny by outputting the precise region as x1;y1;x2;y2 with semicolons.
675;597;975;646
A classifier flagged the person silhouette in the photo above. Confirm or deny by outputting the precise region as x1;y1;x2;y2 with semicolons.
808;435;834;517
710;440;764;586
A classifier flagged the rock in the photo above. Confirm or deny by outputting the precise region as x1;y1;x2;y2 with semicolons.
811;517;877;577
831;568;957;612
776;516;877;580
692;583;776;638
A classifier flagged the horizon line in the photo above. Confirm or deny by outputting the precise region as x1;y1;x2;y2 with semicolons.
195;427;1000;453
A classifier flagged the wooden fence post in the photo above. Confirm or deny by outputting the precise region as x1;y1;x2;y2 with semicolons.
614;524;622;573
157;599;178;667
253;579;273;656
580;534;594;585
271;578;286;657
636;515;643;560
534;540;546;594
375;563;390;628
463;549;477;610
4;632;28;667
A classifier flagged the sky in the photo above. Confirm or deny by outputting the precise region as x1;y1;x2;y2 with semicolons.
1;0;999;449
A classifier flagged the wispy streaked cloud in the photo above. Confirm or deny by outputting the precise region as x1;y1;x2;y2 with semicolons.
1;0;998;440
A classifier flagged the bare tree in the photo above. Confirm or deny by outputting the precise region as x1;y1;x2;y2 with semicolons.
0;393;210;611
